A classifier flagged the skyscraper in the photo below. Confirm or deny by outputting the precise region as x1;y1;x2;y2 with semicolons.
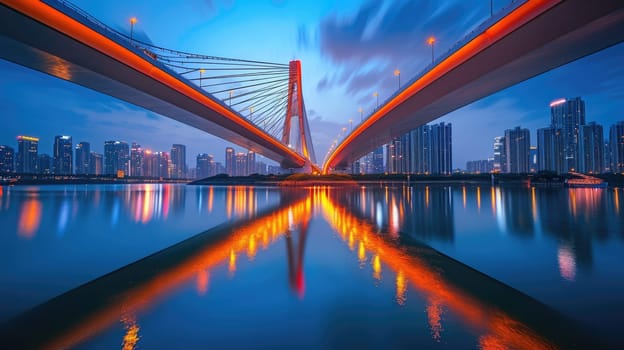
537;127;564;173
225;147;235;176
504;126;530;174
75;141;90;175
171;144;187;178
196;153;213;179
235;152;247;176
104;141;129;175
411;125;431;174
16;135;39;174
89;152;103;175
0;145;14;173
247;151;256;175
550;97;585;172
493;136;506;173
578;122;604;174
38;154;52;174
430;122;452;175
130;143;143;177
609;121;624;173
386;133;411;174
53;135;73;175
372;147;384;173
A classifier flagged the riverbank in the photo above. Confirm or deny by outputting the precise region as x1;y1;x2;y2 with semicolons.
0;175;190;186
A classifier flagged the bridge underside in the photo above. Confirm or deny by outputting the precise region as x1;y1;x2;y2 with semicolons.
326;0;624;171
0;3;306;169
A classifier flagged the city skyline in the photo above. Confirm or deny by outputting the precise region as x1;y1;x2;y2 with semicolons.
1;1;623;169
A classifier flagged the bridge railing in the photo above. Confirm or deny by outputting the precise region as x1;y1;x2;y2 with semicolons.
42;0;293;151
358;0;527;128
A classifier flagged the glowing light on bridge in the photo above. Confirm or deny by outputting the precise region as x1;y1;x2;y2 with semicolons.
549;98;566;107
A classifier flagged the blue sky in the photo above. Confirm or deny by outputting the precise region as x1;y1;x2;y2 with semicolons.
2;0;623;169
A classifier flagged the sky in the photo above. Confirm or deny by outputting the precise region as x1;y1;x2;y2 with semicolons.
2;0;623;169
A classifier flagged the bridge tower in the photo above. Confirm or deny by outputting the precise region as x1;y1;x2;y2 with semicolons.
282;60;317;171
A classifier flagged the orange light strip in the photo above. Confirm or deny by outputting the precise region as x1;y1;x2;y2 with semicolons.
323;0;561;173
2;0;305;167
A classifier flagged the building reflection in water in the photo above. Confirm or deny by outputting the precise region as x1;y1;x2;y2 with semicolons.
6;192;312;350
320;189;574;349
18;195;42;239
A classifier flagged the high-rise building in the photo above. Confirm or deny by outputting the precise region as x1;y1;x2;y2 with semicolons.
38;154;52;174
16;135;39;174
537;127;564;173
430;122;452;175
235;152;247;176
104;141;129;175
604;142;612;173
466;160;492;173
609;121;624;173
578;122;604;174
493;136;506;173
529;146;538;173
0;145;14;173
89;152;103;175
386;133;411;174
504;126;530;174
171;144;187;179
155;152;170;178
550;97;585;172
371;147;384;173
196;153;213;179
411;125;431;174
225;147;235;176
53;135;73;175
247;150;256;175
130;143;143;177
75;141;90;175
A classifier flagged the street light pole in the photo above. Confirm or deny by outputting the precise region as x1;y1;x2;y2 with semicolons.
394;69;401;90
229;90;234;106
349;119;353;132
427;36;436;64
358;107;363;122
199;68;205;88
373;92;379;109
130;17;137;41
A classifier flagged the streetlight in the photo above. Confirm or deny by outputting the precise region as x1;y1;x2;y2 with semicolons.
427;36;436;64
373;92;379;109
229;90;234;106
394;69;401;90
249;106;254;119
349;119;353;132
130;17;137;41
358;107;363;122
199;68;205;88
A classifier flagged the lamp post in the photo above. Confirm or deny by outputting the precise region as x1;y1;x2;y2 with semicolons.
373;92;379;109
349;119;353;132
249;106;254;119
394;69;401;90
199;68;205;88
358;107;363;122
427;36;436;64
229;90;234;106
130;17;137;41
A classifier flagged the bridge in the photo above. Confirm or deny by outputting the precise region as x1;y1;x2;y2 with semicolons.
0;0;317;172
323;0;624;173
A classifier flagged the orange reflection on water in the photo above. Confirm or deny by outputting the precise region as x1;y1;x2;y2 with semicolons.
462;186;467;209
196;270;209;296
490;187;496;216
395;270;407;306
18;197;42;238
41;195;312;350
531;187;538;222
476;186;481;211
321;191;555;349
358;241;367;267
247;234;257;261
226;186;256;219
207;186;214;213
568;188;602;219
427;299;444;341
373;254;381;282
121;316;139;350
615;188;620;213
